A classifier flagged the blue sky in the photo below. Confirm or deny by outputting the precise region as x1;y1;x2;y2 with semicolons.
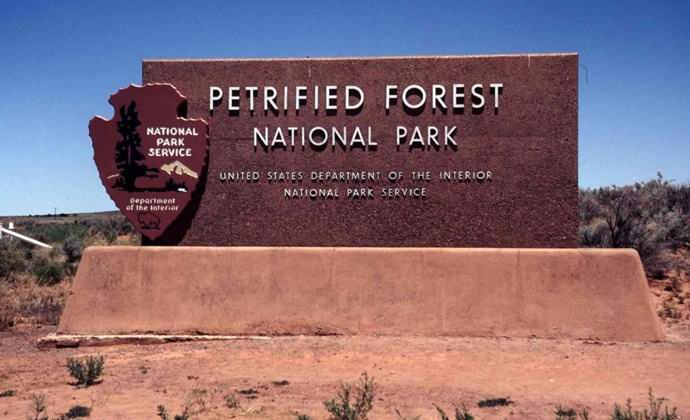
1;0;689;215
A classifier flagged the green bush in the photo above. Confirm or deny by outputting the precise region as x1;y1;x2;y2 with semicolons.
324;372;375;420
66;355;105;386
32;258;64;285
25;221;88;244
0;242;25;282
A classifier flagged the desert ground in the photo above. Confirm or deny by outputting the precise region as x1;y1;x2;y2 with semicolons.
1;325;689;419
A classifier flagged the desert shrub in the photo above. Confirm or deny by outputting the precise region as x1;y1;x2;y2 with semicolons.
60;405;92;418
0;283;17;330
224;393;240;409
157;405;190;420
477;397;513;408
66;355;105;386
578;218;609;247
611;389;678;420
579;174;690;276
21;291;64;325
434;404;474;420
658;299;682;321
554;405;590;419
63;261;79;277
394;409;421;420
62;235;83;263
159;387;227;419
0;307;15;331
0;389;16;398
83;220;117;244
32;257;64;285
83;216;137;243
185;388;213;416
0;241;25;282
324;372;376;420
28;393;49;420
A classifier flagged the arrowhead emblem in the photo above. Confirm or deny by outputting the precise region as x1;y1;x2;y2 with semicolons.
89;84;209;240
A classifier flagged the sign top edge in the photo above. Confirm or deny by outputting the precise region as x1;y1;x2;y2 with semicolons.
142;52;579;63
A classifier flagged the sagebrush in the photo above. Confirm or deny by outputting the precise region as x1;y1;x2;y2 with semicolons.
157;405;190;420
434;404;474;420
611;388;678;420
324;372;376;420
580;174;690;276
66;355;105;386
554;405;590;420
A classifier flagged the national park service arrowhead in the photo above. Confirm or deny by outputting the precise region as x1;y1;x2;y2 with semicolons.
89;84;209;240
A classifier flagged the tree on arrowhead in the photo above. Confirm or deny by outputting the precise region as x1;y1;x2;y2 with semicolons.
113;101;158;191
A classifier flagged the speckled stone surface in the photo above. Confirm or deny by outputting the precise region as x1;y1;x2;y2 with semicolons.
142;54;578;247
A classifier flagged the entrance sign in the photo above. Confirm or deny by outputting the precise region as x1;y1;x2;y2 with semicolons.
135;54;576;246
62;53;665;342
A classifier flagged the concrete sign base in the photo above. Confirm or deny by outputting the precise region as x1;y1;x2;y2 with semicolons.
58;247;663;342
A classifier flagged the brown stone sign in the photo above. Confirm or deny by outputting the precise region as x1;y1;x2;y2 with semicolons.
89;84;208;240
139;53;577;247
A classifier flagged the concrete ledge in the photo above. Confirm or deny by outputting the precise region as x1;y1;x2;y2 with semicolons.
37;333;270;350
58;247;664;342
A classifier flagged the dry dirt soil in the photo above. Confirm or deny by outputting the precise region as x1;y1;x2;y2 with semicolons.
1;327;689;419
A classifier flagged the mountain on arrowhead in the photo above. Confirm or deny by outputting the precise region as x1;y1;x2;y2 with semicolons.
160;160;199;179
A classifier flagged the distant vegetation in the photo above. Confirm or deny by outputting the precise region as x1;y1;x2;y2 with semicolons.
0;212;138;330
